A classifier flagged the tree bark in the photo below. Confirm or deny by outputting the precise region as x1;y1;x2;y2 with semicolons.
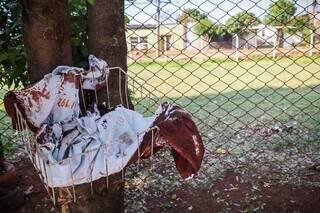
22;0;72;83
88;0;130;109
183;23;188;49
68;0;130;212
22;0;129;212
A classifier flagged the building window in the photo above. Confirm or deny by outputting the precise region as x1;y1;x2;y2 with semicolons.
130;36;148;50
130;36;139;50
139;36;148;50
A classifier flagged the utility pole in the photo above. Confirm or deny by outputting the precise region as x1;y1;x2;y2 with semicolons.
130;0;173;58
310;0;317;50
156;0;161;57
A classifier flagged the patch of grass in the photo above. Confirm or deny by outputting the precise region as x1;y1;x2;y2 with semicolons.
0;109;16;155
128;55;320;98
134;85;320;151
160;202;172;210
129;55;320;151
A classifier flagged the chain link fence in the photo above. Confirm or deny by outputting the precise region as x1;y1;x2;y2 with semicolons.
0;0;320;211
123;0;320;211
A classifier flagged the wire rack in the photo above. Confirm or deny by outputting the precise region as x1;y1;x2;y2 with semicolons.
12;67;160;207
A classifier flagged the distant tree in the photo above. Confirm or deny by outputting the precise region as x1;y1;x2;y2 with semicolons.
226;11;260;49
226;11;260;34
264;0;296;26
264;0;296;47
177;8;206;49
178;8;206;23
195;18;227;41
285;15;315;43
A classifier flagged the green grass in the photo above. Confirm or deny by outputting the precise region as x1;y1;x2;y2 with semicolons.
128;55;320;98
129;55;320;152
0;88;16;154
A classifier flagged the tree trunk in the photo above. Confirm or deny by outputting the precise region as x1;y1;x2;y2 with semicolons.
88;0;130;109
22;0;72;83
67;0;130;212
244;32;249;50
183;22;188;49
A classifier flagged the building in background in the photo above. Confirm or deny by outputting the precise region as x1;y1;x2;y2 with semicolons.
232;24;303;49
126;23;207;54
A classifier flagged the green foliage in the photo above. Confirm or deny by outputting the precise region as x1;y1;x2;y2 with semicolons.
124;15;130;25
226;11;260;34
0;0;130;87
195;18;214;38
69;0;89;68
177;8;206;24
195;18;227;39
0;0;27;88
179;8;227;39
160;202;172;210
285;15;315;43
264;0;296;26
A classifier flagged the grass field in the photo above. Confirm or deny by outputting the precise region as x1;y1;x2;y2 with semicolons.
128;56;320;154
128;56;320;98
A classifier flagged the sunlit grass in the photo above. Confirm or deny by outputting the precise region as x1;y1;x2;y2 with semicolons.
129;55;320;151
128;55;320;98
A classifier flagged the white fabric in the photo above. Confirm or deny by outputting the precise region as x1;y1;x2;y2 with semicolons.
82;55;109;90
37;107;155;187
17;55;157;187
15;55;108;129
16;73;79;128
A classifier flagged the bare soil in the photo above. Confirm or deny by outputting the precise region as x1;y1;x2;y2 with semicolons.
146;172;320;213
10;157;320;213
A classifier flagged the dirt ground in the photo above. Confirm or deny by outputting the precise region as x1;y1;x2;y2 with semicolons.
12;158;57;213
9;156;320;213
146;172;320;213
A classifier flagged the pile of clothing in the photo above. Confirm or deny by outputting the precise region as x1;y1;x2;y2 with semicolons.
4;55;204;187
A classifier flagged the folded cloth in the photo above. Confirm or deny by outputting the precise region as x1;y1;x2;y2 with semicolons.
128;103;204;179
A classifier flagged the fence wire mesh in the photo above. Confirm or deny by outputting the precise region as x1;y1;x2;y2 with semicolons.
123;0;320;211
0;0;320;212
